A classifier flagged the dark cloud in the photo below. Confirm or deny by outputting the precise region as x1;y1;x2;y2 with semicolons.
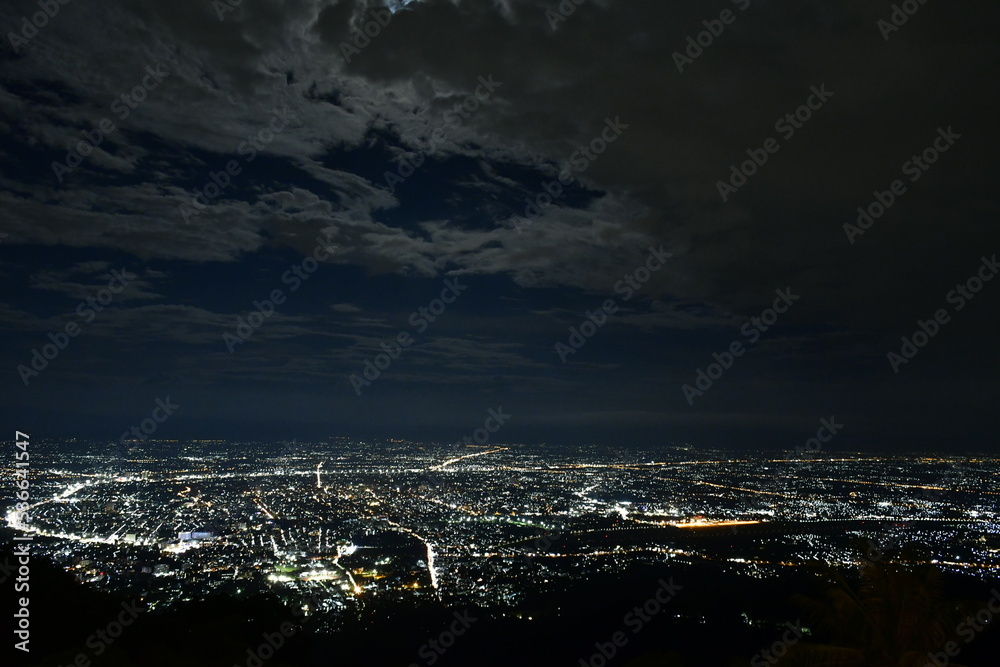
0;0;996;449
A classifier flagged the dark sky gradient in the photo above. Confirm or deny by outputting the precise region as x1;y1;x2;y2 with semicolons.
0;0;997;451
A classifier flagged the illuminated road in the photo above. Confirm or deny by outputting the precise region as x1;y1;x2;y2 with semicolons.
253;498;276;519
386;518;439;590
430;447;508;471
657;476;800;499
361;488;440;592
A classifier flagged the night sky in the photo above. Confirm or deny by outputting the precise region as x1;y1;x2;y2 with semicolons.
1;0;997;451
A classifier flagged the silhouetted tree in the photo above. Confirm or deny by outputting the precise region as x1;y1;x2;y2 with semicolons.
778;558;980;666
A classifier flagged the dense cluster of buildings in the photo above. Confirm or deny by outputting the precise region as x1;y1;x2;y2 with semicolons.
3;439;997;624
